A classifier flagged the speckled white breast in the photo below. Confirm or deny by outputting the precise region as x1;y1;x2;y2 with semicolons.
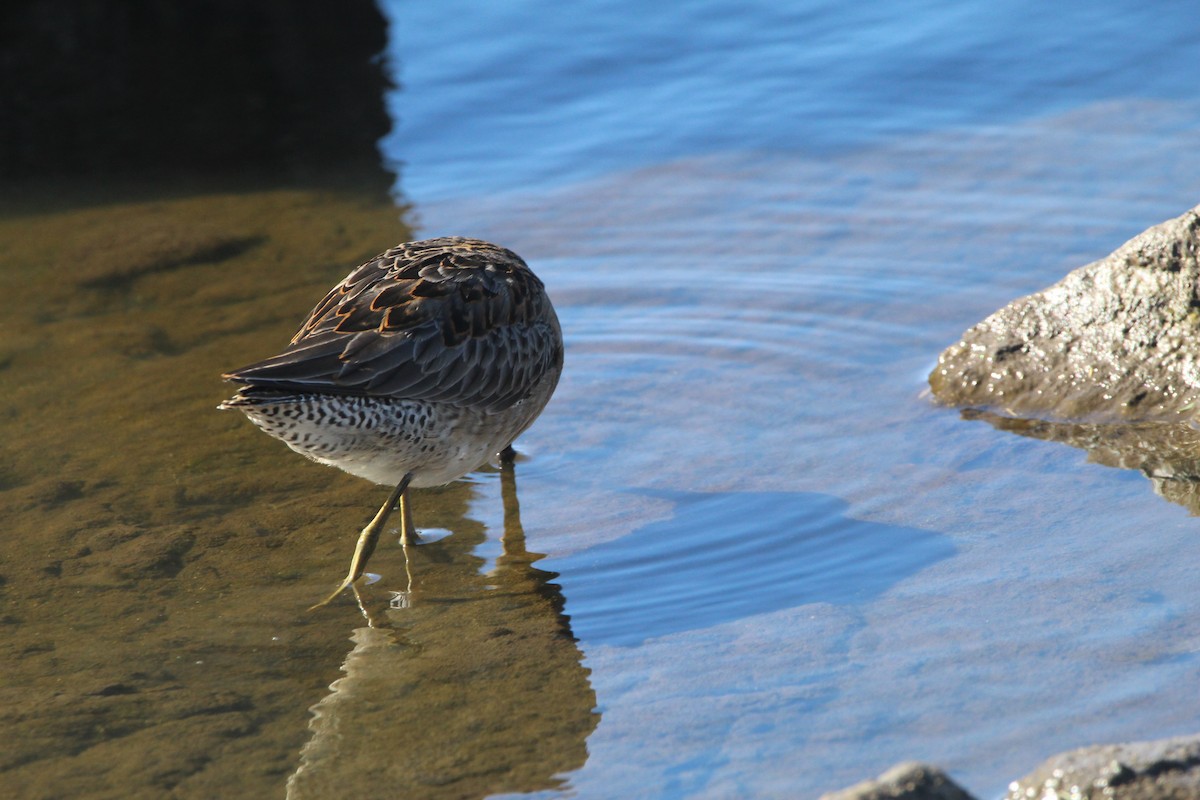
233;383;552;488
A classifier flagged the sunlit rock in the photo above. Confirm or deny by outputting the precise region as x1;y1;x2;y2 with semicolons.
930;204;1200;421
825;734;1200;800
819;762;975;800
1004;734;1200;800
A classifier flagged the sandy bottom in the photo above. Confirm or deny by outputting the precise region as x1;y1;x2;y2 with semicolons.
0;184;592;798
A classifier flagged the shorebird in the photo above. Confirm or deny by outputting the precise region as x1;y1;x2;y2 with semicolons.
220;237;563;607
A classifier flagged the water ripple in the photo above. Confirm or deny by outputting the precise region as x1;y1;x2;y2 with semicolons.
556;490;955;646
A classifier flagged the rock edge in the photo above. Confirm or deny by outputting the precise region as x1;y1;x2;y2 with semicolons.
930;204;1200;421
821;734;1200;800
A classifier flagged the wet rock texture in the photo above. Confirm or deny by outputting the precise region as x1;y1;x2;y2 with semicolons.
1005;735;1200;800
826;735;1200;800
930;204;1200;421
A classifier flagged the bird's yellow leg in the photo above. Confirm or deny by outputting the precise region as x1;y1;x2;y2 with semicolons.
310;473;413;610
399;487;418;547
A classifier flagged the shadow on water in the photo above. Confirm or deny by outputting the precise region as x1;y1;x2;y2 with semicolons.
287;464;599;799
560;490;957;647
963;409;1200;515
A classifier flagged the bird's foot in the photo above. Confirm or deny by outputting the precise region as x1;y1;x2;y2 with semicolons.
309;571;361;610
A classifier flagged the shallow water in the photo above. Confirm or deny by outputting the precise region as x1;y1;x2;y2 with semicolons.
416;129;1200;797
4;0;1200;798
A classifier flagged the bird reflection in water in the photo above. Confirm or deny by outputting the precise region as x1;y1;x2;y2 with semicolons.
286;460;598;799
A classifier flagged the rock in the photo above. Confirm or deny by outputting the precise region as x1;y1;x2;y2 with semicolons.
820;762;977;800
930;205;1200;421
1005;733;1200;800
823;735;1200;800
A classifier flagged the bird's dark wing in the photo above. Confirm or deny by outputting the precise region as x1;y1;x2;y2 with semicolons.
223;238;563;411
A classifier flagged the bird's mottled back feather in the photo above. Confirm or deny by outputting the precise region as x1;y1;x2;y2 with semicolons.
224;238;563;411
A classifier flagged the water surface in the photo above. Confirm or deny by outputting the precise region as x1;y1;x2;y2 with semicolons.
384;0;1200;795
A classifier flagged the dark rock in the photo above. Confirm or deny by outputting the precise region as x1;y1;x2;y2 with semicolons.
1005;734;1200;800
820;762;977;800
930;205;1200;422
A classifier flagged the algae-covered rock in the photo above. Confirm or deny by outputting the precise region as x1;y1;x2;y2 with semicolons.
930;205;1200;421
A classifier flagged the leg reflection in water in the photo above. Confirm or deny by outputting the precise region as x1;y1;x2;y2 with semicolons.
287;460;599;799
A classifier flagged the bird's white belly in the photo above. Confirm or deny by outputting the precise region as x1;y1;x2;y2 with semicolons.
236;394;535;487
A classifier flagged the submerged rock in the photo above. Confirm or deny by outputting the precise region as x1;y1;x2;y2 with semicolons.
930;204;1200;421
